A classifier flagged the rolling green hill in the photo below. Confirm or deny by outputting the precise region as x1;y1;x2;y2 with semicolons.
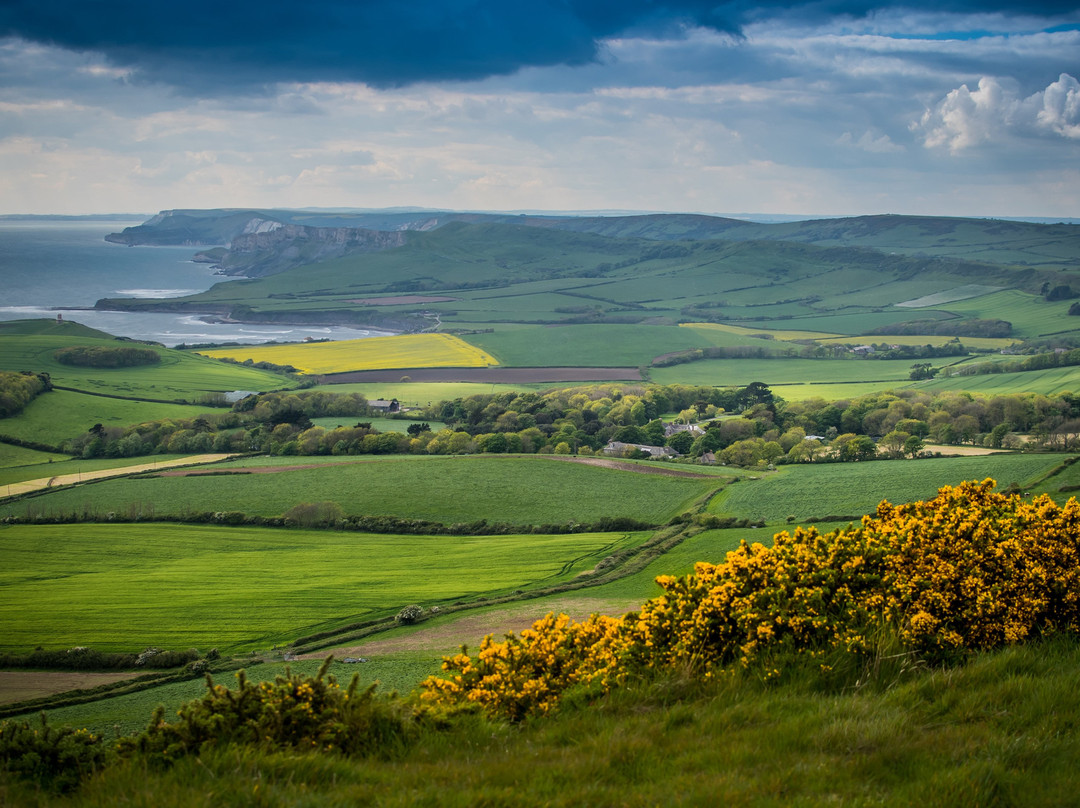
99;219;1073;345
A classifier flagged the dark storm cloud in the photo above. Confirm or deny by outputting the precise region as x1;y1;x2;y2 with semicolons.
0;0;1075;92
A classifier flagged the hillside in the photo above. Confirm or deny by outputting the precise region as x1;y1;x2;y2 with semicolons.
96;219;1078;345
106;208;1080;275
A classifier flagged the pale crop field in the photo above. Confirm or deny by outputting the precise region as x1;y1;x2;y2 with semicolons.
681;322;844;342
198;334;498;374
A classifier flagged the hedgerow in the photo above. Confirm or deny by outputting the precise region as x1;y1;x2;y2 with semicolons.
421;480;1080;719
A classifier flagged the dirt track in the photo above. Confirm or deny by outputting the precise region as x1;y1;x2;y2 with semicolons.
2;454;236;498
297;595;644;660
0;671;143;705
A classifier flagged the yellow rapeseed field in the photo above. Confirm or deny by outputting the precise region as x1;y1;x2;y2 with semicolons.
198;334;497;375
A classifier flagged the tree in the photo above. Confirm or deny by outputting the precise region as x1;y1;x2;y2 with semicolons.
909;362;938;381
665;430;694;454
881;430;911;458
903;435;925;458
841;435;878;461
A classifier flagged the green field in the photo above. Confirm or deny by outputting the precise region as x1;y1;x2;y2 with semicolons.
26;523;763;736
943;290;1079;339
0;389;221;447
650;356;919;388
0;442;67;469
0;319;293;400
710;454;1067;525
466;323;768;367
0;522;646;653
1;455;719;525
308;416;448;432
917;364;1080;395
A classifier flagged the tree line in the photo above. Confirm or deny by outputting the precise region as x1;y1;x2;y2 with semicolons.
41;379;1080;465
0;371;51;418
53;345;161;367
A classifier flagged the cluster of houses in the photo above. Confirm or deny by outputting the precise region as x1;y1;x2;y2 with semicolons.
602;422;712;462
602;421;827;464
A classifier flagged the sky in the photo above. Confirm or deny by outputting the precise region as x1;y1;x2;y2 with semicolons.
1;1;1078;218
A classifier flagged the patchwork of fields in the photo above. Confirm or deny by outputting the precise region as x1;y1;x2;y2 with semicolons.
3;210;1080;742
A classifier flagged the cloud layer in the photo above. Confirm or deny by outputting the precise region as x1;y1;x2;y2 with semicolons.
3;0;1078;90
0;1;1078;216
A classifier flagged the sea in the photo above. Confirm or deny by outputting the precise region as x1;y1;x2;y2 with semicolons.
0;220;392;346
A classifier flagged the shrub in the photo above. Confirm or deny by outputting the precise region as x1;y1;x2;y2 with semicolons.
0;713;109;792
422;480;1080;719
395;604;425;625
283;501;345;528
119;660;414;763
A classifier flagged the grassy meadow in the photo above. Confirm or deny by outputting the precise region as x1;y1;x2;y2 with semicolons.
466;323;769;367
0;522;646;653
0;325;292;401
1;455;720;525
0;389;222;448
303;380;544;407
710;453;1067;525
649;356;919;387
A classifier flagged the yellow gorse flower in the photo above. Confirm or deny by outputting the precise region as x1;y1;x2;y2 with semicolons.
422;480;1080;720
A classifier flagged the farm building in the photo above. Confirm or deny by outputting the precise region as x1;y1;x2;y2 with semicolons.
370;398;400;413
603;441;680;459
664;423;705;438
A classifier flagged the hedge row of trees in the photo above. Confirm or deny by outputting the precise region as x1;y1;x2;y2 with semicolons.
0;371;50;418
53;380;1080;464
53;345;161;367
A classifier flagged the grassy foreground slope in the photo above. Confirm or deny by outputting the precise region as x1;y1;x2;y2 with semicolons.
7;636;1080;806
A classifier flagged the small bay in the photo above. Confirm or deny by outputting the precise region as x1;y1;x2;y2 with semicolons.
0;221;390;345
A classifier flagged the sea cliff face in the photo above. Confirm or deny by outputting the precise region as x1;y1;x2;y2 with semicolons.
107;211;413;277
214;220;410;277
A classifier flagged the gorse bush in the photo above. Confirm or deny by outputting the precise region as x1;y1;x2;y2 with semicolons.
422;480;1080;719
119;659;414;764
0;713;109;793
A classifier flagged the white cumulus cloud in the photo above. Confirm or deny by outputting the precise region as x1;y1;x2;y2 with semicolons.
916;73;1080;152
